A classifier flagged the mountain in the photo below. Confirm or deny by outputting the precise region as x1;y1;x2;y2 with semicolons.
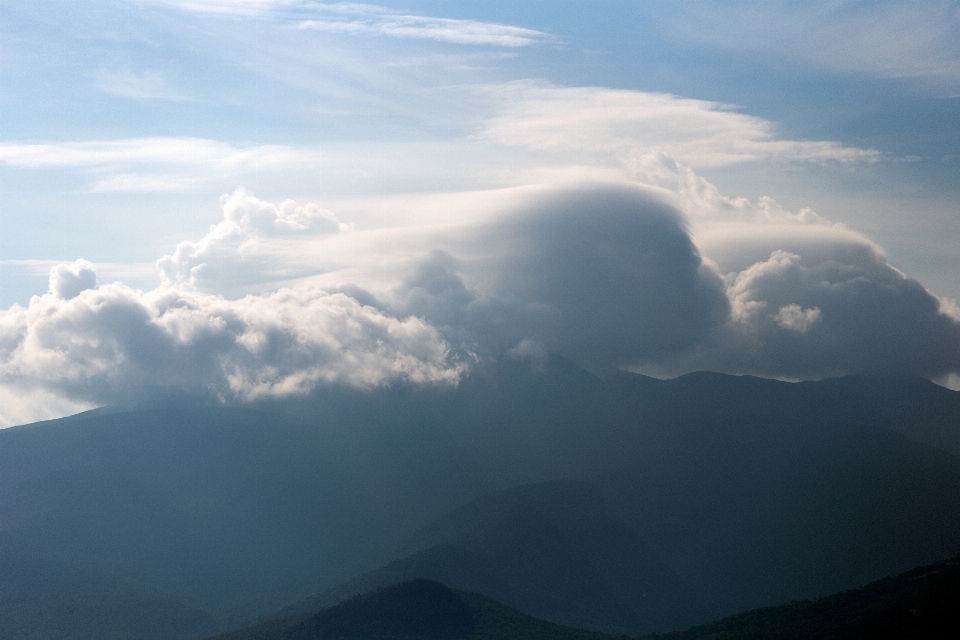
216;554;960;640
643;553;960;639
2;358;960;638
280;421;960;634
206;579;613;640
279;481;698;634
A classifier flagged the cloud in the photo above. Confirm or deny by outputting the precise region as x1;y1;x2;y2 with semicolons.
0;267;464;410
144;0;291;16
480;82;881;168
0;138;320;192
473;184;731;371
96;67;191;101
773;303;822;333
383;184;730;374
4;178;960;426
157;188;350;292
634;239;960;381
622;153;960;379
147;1;549;46
297;5;549;47
49;259;98;300
725;245;960;377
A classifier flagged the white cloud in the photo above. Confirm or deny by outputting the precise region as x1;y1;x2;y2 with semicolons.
0;138;320;192
0;267;465;411
157;188;350;292
774;303;822;333
297;5;549;47
480;82;881;168
0;385;95;429
0;137;318;170
49;259;98;300
147;0;549;46
96;67;190;101
638;243;960;380
4;169;959;426
145;0;292;16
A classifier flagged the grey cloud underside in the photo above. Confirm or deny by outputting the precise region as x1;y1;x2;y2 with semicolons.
390;186;729;373
700;245;960;379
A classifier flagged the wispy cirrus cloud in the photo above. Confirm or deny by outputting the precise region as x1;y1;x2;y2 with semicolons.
148;1;550;47
145;0;293;16
296;5;549;47
96;67;191;101
0;138;320;192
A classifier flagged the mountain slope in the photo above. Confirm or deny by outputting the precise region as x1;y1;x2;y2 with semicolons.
208;579;613;640
285;421;960;634
282;481;698;634
3;359;960;637
645;554;960;639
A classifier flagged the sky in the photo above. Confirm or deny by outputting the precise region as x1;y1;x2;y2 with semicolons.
2;0;960;426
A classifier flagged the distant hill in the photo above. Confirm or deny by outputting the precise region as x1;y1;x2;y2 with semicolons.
277;481;698;633
3;358;960;637
213;555;960;640
644;554;960;639
207;579;614;640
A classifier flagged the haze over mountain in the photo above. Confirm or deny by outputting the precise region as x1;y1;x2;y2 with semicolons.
3;359;960;638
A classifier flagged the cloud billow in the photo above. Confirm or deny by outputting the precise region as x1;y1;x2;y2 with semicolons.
3;182;960;425
0;277;463;411
476;186;730;372
701;244;960;380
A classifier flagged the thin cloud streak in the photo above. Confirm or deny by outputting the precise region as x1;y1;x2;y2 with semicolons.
297;8;548;47
148;0;550;47
0;138;321;192
481;82;882;168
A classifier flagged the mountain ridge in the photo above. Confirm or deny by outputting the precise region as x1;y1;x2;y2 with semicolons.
3;362;960;638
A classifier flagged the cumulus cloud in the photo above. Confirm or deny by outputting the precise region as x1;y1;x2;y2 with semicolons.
619;154;960;380
157;188;349;292
773;303;822;333
635;241;960;380
49;259;98;300
0;264;464;411
4;178;960;426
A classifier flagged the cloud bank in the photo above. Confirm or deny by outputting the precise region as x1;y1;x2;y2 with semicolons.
3;170;960;426
0;266;463;414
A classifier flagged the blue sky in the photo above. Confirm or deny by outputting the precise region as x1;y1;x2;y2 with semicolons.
2;1;960;425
